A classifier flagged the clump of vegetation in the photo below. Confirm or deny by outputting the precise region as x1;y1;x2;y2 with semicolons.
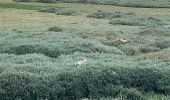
140;46;160;53
0;44;62;58
39;7;79;16
0;60;170;99
48;26;63;32
13;0;170;8
87;11;131;19
154;40;170;50
110;19;142;26
139;49;170;61
87;11;135;19
39;7;58;13
56;8;79;16
109;15;165;26
138;27;170;36
0;31;123;58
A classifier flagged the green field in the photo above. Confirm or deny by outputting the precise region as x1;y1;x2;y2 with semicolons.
0;0;170;100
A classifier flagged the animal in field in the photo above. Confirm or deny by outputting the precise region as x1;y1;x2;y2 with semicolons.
75;58;87;67
112;38;128;43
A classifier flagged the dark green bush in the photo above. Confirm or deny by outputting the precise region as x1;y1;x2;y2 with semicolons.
122;88;146;100
138;27;170;36
121;46;140;56
109;15;165;26
1;45;61;58
39;7;79;16
48;26;63;32
0;72;51;100
39;7;59;13
140;46;160;53
0;34;123;58
0;67;169;99
87;11;127;19
117;68;163;92
109;19;144;26
154;41;170;49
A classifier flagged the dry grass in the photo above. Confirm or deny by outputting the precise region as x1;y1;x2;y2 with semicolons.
0;9;79;29
0;9;110;30
0;1;170;31
0;0;170;30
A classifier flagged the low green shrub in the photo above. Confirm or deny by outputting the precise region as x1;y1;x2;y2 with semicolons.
39;7;79;16
122;88;146;100
140;46;160;53
154;40;170;49
39;7;59;13
138;27;170;36
138;49;170;61
0;72;50;100
110;19;143;26
87;11;129;19
102;40;141;56
56;8;79;16
1;45;61;58
0;31;123;58
0;42;123;58
48;26;63;32
0;66;169;99
120;46;140;56
138;28;164;36
109;15;166;26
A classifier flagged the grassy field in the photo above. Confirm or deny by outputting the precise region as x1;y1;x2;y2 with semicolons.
0;0;170;100
13;0;170;8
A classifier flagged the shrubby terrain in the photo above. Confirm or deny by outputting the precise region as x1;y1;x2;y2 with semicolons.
0;0;170;99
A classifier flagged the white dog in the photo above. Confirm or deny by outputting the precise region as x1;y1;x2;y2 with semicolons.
113;38;128;43
75;59;87;67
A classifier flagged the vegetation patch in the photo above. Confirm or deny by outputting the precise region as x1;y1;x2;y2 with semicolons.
48;26;63;32
0;44;62;58
0;3;44;10
109;15;166;26
0;0;170;99
154;40;170;50
0;31;123;58
87;11;134;19
0;63;170;99
110;19;143;26
39;7;79;16
138;27;170;36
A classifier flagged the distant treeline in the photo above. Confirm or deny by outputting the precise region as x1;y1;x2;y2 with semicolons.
13;0;170;8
